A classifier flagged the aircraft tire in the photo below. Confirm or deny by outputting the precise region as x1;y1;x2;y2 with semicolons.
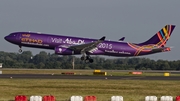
89;59;94;63
81;56;85;60
19;49;22;53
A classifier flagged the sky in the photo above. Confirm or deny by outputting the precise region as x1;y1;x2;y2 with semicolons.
0;0;180;60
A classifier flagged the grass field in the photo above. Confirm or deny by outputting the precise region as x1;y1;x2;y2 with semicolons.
0;79;180;101
2;69;180;76
0;69;180;101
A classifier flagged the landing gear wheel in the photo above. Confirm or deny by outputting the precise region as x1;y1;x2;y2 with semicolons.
19;49;22;53
81;56;85;60
89;59;94;63
86;56;90;60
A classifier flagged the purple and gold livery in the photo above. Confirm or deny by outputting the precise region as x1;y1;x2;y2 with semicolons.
4;25;175;63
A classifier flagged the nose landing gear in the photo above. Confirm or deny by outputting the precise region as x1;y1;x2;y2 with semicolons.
18;46;22;53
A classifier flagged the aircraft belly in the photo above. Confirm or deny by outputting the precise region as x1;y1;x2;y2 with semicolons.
19;44;53;50
88;49;105;55
102;43;135;57
138;49;164;56
104;47;135;57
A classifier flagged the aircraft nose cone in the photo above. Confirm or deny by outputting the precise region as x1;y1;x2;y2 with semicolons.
4;35;12;42
4;36;9;41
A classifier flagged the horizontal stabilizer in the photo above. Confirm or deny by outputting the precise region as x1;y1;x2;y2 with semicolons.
151;47;171;52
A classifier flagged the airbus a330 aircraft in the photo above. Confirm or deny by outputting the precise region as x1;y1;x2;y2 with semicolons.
4;25;175;63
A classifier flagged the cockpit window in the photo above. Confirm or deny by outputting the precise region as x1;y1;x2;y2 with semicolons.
9;33;16;36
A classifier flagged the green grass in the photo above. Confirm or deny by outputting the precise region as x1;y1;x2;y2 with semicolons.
2;69;180;76
0;79;180;101
1;69;180;101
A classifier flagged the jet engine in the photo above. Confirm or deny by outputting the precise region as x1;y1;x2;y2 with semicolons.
55;47;74;55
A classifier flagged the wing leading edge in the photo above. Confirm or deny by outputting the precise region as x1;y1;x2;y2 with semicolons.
69;36;106;53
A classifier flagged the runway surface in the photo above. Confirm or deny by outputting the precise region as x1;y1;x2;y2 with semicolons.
0;74;180;80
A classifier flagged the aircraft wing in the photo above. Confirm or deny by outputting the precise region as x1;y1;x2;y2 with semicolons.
69;36;106;53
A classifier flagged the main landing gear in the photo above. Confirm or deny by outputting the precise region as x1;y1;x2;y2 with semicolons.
81;55;94;63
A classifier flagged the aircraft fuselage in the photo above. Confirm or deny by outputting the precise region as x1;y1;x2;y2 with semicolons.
4;25;175;63
4;32;168;57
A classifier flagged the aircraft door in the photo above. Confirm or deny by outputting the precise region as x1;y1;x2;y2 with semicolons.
16;33;21;44
47;36;51;44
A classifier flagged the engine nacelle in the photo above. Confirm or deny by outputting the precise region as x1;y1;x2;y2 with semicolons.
55;47;74;55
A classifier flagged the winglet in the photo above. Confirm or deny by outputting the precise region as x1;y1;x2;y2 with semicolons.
119;37;125;41
100;36;106;41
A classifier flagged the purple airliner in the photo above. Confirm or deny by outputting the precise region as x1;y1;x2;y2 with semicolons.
4;25;175;63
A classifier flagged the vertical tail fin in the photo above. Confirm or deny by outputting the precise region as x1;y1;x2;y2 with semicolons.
138;25;176;47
